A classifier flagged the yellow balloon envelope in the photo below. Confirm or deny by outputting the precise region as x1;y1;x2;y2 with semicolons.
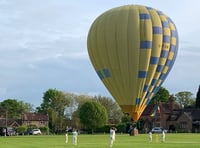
87;5;178;121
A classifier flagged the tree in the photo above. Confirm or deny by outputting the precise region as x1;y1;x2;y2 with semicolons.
121;113;132;123
175;91;194;108
196;85;200;108
19;100;34;112
66;94;93;119
150;87;170;104
64;93;79;120
74;94;94;128
0;99;34;119
79;101;108;133
95;96;123;124
37;88;70;133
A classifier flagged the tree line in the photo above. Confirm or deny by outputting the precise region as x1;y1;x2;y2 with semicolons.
1;86;200;134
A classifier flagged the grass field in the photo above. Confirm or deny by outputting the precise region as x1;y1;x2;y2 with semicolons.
0;133;200;148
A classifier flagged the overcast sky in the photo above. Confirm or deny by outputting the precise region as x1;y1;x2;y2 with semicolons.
0;0;199;107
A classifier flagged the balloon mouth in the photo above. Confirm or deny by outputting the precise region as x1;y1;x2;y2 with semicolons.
120;105;142;122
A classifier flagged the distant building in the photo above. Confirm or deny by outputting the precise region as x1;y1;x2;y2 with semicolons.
0;118;21;128
0;112;48;129
140;96;200;133
21;112;48;128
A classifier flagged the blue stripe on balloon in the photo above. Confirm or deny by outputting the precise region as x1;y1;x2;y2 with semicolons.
153;26;162;34
151;79;157;86
140;41;152;49
156;65;163;72
160;73;166;80
146;6;153;10
171;30;177;37
170;45;176;52
162;21;169;28
140;13;150;19
143;85;149;92
136;98;141;105
150;57;159;64
167;17;173;23
173;35;179;56
161;50;168;58
166;59;172;67
163;35;170;43
157;11;163;15
146;92;151;98
138;71;147;78
103;68;111;78
96;71;104;80
152;86;160;95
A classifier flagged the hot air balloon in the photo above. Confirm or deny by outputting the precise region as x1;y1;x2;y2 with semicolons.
87;5;178;121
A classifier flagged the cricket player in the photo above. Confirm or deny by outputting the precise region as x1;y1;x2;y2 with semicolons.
149;131;152;142
161;130;165;142
72;129;78;145
65;131;68;143
65;126;69;144
110;127;117;148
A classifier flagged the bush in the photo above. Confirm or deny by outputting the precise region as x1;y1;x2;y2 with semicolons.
94;124;116;134
40;126;49;135
117;123;126;133
16;124;28;135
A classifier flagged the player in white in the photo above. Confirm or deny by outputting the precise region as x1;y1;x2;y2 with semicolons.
161;130;165;142
65;127;69;144
110;127;117;148
149;131;152;142
65;126;69;144
72;129;78;145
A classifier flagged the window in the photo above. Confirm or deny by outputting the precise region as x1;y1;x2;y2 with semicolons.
26;121;31;125
40;121;46;125
179;122;187;129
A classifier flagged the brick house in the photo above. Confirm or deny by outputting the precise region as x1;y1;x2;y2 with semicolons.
140;96;200;133
0;113;48;128
0;118;21;128
21;112;49;128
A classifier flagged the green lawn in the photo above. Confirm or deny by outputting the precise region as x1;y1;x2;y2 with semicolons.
0;133;200;148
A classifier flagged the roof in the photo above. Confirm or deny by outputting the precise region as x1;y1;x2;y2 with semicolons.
159;108;200;122
142;101;179;116
0;118;21;127
22;113;48;121
141;101;200;122
167;110;181;121
184;109;200;121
